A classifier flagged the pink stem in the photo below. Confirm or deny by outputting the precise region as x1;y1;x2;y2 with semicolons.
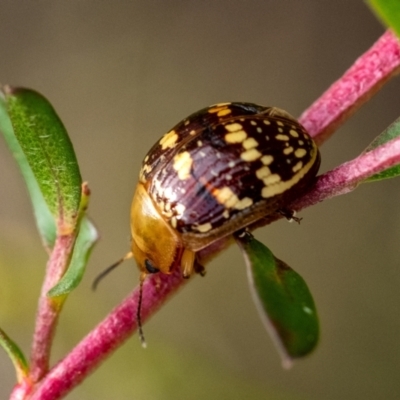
299;30;400;145
26;30;400;400
29;269;186;400
29;233;76;383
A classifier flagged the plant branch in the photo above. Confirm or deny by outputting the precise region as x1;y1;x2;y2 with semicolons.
29;233;76;383
29;268;185;400
300;30;400;145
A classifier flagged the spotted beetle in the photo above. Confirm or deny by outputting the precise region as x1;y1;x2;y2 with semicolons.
132;102;320;278
93;102;320;344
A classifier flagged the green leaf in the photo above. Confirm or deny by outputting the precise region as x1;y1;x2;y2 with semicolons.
0;93;56;248
367;0;400;38
2;86;82;232
236;233;319;365
48;216;99;298
0;326;29;382
364;115;400;182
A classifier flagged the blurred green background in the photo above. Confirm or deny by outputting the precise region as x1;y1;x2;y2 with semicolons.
1;1;400;399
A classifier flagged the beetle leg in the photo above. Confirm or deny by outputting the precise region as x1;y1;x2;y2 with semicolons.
181;249;196;278
277;208;302;224
194;258;206;277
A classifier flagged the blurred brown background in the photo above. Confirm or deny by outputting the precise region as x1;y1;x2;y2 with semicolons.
1;1;400;399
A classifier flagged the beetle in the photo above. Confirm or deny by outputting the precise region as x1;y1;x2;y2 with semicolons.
93;102;320;344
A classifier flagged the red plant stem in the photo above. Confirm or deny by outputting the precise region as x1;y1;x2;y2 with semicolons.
29;269;186;400
300;30;400;145
29;233;76;383
27;30;400;400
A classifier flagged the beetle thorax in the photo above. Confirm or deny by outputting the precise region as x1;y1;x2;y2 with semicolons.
130;183;182;274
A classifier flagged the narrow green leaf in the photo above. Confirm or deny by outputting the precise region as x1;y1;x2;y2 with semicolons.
236;233;319;365
0;326;29;382
2;86;82;230
364;115;400;182
0;94;56;248
48;216;98;297
367;0;400;38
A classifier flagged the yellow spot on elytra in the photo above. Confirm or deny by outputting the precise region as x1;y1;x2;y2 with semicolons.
261;155;274;165
276;121;284;126
173;151;193;180
160;130;178;150
262;186;278;198
184;120;190;126
263;174;281;185
242;137;258;149
139;172;146;184
290;129;299;137
217;108;232;117
260;143;319;198
295;148;307;158
225;130;247;143
170;217;177;229
278;127;283;133
241;148;262;162
250;120;257;126
234;197;253;210
276;134;290;141
283;147;294;155
298;140;304;145
213;187;238;207
225;123;243;132
139;163;152;182
175;203;186;216
292;161;303;172
190;129;196;135
208;107;222;113
197;140;203;147
143;164;152;173
263;120;271;125
256;127;263;133
256;166;271;179
213;186;253;210
195;222;212;233
209;103;230;113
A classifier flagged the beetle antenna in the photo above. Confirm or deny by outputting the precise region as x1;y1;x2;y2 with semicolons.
137;273;147;348
92;252;133;291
